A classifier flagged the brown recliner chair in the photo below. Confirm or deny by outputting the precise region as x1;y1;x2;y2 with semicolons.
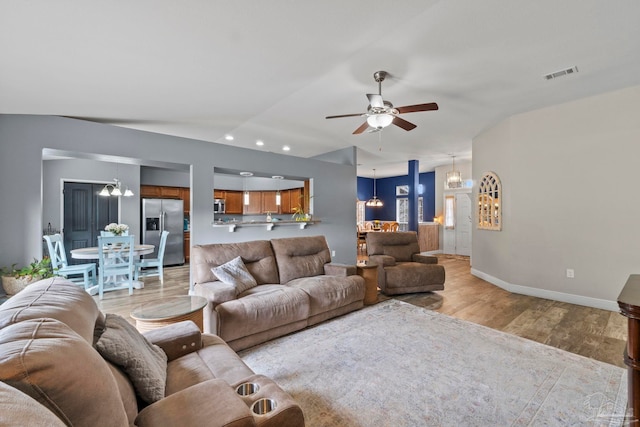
366;231;445;295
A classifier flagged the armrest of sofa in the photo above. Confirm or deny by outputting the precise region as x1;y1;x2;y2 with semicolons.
193;281;237;307
135;379;254;427
142;321;203;361
368;255;396;267
324;262;357;276
412;254;438;265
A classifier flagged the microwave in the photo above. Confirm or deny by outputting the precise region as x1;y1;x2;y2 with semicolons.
214;198;225;214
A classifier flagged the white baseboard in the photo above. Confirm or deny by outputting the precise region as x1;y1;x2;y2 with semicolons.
470;268;620;312
421;250;443;255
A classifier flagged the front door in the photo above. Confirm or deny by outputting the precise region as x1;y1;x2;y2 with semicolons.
455;193;472;256
63;182;118;264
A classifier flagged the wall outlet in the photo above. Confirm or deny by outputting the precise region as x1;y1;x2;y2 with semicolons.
331;250;336;257
566;268;575;278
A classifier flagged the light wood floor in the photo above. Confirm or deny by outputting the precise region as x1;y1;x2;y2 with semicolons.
94;255;628;368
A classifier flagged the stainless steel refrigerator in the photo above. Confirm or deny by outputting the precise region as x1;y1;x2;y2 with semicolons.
142;198;184;265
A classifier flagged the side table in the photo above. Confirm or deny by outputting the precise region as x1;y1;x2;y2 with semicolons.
130;295;208;333
357;262;378;305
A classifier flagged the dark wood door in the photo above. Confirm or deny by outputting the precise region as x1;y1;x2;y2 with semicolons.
63;182;118;264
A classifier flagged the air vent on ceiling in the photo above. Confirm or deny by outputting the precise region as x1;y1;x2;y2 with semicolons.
544;66;579;80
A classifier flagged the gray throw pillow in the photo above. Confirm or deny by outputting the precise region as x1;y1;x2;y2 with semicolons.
211;256;257;295
95;314;167;404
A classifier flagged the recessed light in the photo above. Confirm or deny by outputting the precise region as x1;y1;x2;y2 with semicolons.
282;145;290;151
224;134;234;141
272;175;284;180
239;172;253;177
256;140;264;146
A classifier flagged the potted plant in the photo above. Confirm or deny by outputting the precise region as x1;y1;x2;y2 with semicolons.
1;257;54;296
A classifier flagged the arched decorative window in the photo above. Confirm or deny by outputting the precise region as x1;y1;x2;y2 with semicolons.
477;172;502;230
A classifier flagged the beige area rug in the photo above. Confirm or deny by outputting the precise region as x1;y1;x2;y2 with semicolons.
239;300;628;426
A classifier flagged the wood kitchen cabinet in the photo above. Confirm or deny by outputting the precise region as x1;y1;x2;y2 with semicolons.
141;185;182;199
261;191;279;214
279;189;292;214
243;191;262;215
214;190;225;199
225;191;243;214
418;223;439;252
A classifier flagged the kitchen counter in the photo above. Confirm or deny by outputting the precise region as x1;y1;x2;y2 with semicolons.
211;220;319;232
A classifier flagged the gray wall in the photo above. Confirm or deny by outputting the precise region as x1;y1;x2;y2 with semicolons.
472;84;640;310
0;115;359;287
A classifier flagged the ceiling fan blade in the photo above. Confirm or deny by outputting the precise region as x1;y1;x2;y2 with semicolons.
395;102;439;114
392;116;417;131
352;122;370;134
326;113;365;119
367;94;384;109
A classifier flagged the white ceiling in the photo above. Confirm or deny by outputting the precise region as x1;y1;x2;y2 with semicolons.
2;0;640;178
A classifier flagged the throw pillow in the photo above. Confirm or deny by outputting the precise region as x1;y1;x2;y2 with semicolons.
95;314;167;404
211;256;257;295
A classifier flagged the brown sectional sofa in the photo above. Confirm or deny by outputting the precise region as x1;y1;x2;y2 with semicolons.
192;235;366;351
0;277;304;427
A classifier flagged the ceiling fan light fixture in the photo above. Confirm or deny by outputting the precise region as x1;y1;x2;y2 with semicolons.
367;113;393;129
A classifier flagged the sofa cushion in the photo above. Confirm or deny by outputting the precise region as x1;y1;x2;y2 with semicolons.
192;240;279;285
0;381;66;427
0;318;128;426
287;275;365;316
95;314;168;404
271;235;331;284
0;277;103;344
211;256;258;295
217;286;310;343
165;334;255;395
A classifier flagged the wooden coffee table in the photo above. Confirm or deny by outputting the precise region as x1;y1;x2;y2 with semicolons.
130;296;208;332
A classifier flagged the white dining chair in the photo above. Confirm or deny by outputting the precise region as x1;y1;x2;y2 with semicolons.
134;230;169;284
97;235;135;300
100;230;129;237
43;234;96;290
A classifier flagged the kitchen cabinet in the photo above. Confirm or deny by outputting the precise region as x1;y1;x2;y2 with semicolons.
225;191;243;214
184;232;190;263
180;188;190;213
289;187;304;214
243;191;262;215
262;191;279;214
214;190;225;199
141;185;181;199
280;189;292;214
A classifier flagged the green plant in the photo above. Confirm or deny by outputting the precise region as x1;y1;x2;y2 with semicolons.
1;257;54;280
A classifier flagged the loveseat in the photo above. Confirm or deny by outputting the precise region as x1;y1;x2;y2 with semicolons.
0;277;304;427
192;235;366;351
366;231;445;295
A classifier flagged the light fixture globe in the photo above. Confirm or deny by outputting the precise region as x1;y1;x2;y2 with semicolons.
367;113;393;129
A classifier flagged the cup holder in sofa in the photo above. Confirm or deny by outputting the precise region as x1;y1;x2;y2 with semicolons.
251;398;277;415
236;382;260;396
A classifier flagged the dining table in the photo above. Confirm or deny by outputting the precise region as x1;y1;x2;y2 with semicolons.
71;244;155;296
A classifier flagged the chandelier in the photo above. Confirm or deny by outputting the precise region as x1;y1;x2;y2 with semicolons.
366;169;383;207
99;178;133;197
446;155;462;189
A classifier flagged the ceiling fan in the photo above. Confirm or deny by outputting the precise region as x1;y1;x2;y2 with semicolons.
325;70;439;134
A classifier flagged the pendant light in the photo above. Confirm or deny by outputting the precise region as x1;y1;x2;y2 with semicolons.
366;169;383;207
272;175;284;206
240;171;253;205
446;155;462;189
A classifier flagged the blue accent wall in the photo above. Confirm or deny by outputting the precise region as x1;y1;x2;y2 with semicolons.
358;172;435;222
